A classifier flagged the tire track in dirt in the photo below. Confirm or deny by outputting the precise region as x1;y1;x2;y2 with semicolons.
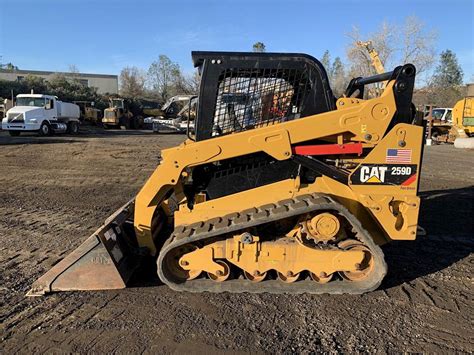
0;131;472;353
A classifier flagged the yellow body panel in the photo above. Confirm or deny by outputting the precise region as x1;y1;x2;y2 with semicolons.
453;97;474;135
180;235;366;277
133;80;422;255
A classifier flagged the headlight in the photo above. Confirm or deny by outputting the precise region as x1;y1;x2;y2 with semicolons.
29;118;38;123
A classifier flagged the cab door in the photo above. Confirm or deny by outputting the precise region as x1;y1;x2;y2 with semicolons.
44;98;57;122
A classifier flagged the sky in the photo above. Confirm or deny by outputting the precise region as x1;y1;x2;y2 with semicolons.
0;0;473;83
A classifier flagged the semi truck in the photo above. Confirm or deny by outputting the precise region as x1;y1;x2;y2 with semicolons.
2;94;80;136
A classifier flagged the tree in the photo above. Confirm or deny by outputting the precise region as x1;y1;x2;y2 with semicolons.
1;62;19;71
173;70;201;95
119;66;146;98
24;75;47;94
426;50;464;107
320;50;347;97
331;57;346;97
321;50;331;71
252;42;266;53
347;16;437;81
147;55;181;102
431;50;463;87
68;64;79;74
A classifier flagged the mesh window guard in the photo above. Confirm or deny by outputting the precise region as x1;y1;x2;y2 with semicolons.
212;68;311;136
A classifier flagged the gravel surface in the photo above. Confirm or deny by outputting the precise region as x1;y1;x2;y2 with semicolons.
0;129;472;353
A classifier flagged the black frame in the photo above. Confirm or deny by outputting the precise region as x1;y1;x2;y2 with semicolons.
192;51;336;141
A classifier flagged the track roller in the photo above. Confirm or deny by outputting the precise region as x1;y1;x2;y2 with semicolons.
310;271;333;283
244;270;267;282
277;271;300;283
207;260;231;282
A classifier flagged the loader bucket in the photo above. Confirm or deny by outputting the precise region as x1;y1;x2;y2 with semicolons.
27;200;141;296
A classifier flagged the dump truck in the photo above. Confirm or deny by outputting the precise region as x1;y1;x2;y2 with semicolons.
102;98;143;129
2;94;80;136
29;51;424;296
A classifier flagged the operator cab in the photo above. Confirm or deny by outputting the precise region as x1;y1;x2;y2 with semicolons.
191;51;336;141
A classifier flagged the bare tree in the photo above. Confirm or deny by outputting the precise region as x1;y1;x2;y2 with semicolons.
119;66;146;98
68;64;80;74
68;64;81;81
175;71;201;95
347;16;437;81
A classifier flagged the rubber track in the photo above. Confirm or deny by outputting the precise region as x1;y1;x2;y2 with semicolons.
157;194;387;294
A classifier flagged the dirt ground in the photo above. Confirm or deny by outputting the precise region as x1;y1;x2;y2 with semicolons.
0;128;472;353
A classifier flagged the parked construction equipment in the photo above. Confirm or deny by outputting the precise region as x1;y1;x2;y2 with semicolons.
29;51;424;296
0;98;14;120
74;101;102;125
425;97;474;143
152;95;197;133
452;97;474;138
2;94;80;136
357;40;387;95
102;98;144;129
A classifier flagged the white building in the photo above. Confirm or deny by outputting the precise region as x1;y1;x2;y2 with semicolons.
0;69;118;94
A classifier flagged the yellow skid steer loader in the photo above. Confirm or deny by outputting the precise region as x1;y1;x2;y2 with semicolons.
28;51;424;296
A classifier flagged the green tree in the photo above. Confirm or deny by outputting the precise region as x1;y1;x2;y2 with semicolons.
147;55;181;101
426;50;464;107
1;62;19;71
321;50;331;71
331;57;346;97
252;42;266;53
320;51;347;97
431;49;463;87
24;75;47;94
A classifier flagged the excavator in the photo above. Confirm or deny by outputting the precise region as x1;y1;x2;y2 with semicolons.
356;40;386;75
28;51;424;296
356;40;387;96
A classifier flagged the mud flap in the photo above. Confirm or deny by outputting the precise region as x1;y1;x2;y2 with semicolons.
27;200;140;296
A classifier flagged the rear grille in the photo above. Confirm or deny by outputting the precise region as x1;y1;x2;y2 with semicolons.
7;113;24;123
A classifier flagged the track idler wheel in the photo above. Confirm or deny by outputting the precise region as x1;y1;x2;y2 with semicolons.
207;260;230;282
338;239;374;281
167;246;202;281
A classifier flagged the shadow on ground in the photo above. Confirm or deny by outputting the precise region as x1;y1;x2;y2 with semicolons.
382;186;474;288
129;186;474;291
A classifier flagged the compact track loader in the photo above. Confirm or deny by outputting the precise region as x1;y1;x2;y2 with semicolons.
29;51;424;296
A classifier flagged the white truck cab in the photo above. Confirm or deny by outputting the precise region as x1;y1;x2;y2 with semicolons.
426;108;453;123
2;94;80;136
